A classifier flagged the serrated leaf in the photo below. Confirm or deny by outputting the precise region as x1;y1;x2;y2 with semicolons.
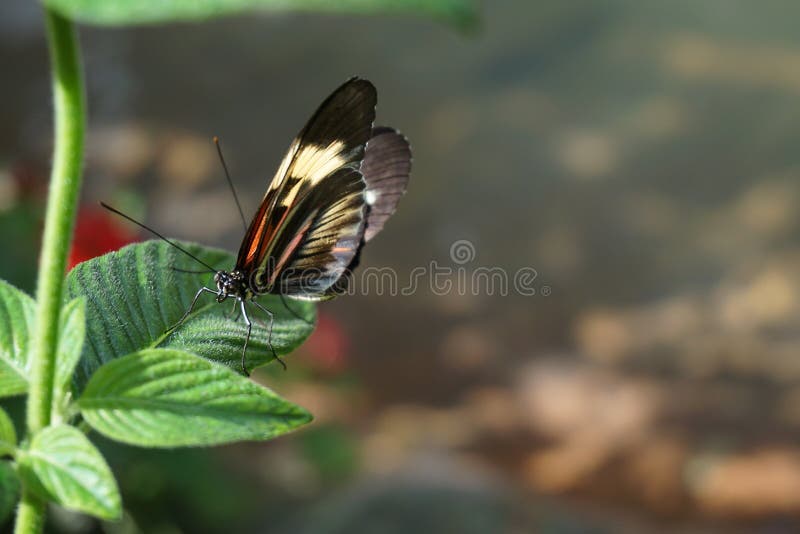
54;298;85;419
78;349;312;447
66;240;315;387
0;461;20;525
0;279;35;398
18;425;120;520
0;406;16;456
43;0;478;29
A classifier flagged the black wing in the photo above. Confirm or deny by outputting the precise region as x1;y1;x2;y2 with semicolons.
235;78;376;298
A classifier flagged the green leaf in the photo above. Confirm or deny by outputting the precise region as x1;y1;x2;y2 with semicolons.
65;240;315;387
0;406;16;456
78;349;312;447
0;279;35;398
0;461;20;525
43;0;478;29
54;298;85;418
17;425;120;520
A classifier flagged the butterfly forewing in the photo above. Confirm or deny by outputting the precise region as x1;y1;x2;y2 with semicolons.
264;167;366;297
235;77;377;298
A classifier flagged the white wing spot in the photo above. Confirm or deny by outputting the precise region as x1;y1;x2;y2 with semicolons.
365;189;378;205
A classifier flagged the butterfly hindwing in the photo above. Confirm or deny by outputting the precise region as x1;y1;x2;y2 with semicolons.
235;78;377;298
361;127;412;242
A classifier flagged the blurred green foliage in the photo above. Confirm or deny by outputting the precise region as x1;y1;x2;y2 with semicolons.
301;425;360;483
43;0;479;29
0;204;40;294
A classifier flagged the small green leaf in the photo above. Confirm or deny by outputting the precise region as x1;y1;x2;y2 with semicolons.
66;240;315;388
0;279;35;398
18;425;120;520
0;406;16;456
78;349;312;447
0;461;20;525
43;0;478;29
54;298;85;418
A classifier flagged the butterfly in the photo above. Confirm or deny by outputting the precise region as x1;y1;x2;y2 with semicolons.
104;77;411;375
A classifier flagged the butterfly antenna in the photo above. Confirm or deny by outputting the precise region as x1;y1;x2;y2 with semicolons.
170;266;212;274
214;136;247;232
100;202;218;273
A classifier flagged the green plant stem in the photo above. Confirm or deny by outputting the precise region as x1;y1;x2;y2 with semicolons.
16;8;86;534
14;493;46;534
27;9;85;435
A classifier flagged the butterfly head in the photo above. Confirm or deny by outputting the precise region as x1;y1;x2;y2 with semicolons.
214;270;247;301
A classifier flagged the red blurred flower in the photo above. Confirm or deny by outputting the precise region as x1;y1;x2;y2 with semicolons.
11;160;48;201
67;206;138;270
301;312;350;374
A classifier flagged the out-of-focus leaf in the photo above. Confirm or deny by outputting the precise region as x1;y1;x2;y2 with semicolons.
43;0;478;29
65;240;315;388
301;425;359;482
0;279;34;398
0;406;16;456
17;425;121;520
78;349;312;447
0;461;19;525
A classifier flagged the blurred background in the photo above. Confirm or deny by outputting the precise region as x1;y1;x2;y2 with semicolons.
4;0;800;532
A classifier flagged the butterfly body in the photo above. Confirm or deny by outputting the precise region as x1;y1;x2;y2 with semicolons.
164;77;412;375
213;270;251;302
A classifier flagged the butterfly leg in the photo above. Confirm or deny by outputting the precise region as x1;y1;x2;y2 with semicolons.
226;299;238;320
167;286;217;334
239;299;252;376
251;300;285;370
